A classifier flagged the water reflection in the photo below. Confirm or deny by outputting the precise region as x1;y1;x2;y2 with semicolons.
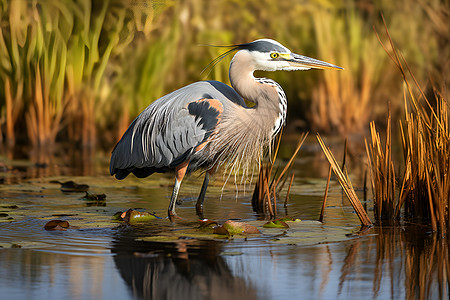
338;226;449;300
111;227;259;300
108;224;449;300
1;144;100;184
1;141;448;299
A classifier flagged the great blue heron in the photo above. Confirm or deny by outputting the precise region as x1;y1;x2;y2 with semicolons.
110;39;342;219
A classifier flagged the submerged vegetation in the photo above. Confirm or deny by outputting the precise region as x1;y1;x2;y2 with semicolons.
0;0;448;153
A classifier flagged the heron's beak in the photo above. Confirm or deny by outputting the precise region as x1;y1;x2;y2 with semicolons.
287;53;343;70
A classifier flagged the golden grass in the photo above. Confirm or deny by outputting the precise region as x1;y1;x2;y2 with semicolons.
252;133;308;218
365;116;396;221
0;1;447;153
365;17;449;235
317;134;372;227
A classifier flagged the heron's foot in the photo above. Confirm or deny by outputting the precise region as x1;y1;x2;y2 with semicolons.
168;211;183;222
195;203;204;220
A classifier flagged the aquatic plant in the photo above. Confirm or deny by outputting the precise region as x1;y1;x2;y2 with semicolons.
0;0;157;148
0;0;446;153
252;132;308;218
317;134;373;227
366;19;449;235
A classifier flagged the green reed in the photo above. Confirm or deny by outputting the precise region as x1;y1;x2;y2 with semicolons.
0;0;447;152
0;0;156;148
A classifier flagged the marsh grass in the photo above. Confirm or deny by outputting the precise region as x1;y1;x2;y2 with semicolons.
311;6;386;135
366;19;449;235
317;134;372;227
0;1;447;153
252;132;307;218
0;0;156;148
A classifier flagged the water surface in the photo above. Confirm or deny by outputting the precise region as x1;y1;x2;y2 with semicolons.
0;145;448;299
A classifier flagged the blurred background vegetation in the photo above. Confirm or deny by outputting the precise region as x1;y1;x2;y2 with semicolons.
0;0;448;156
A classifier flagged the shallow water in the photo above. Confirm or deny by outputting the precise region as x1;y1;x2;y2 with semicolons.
0;144;448;300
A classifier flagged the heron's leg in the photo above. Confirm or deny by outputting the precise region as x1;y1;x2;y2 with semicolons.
195;168;216;218
168;178;182;219
168;160;189;220
195;172;210;218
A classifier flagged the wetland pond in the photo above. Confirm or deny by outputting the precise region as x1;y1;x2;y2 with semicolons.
0;139;448;300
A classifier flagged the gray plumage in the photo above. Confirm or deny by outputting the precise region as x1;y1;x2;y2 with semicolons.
110;38;342;219
110;81;245;179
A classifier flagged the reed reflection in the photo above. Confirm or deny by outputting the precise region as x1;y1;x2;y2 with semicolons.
0;144;100;184
339;226;449;299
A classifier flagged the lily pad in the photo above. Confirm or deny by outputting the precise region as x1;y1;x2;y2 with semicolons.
1;205;18;209
278;217;301;223
120;209;159;223
0;241;50;249
81;192;106;201
263;220;290;228
213;225;230;236
44;219;79;231
50;180;89;192
139;235;182;242
222;220;260;235
198;219;218;229
219;251;243;256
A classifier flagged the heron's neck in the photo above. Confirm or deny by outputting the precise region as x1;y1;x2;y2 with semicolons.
229;51;287;135
229;52;264;104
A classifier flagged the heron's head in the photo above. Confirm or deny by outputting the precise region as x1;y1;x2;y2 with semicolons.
234;39;343;72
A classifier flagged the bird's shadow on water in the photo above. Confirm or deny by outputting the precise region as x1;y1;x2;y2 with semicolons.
111;225;260;300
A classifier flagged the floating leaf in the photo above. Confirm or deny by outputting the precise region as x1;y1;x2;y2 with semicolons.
138;235;181;242
82;192;106;201
278;217;301;223
222;220;260;234
52;214;77;217
213;225;230;236
50;180;89;192
121;209;158;223
198;219;218;229
1;205;18;209
263;220;290;228
112;211;123;221
44;219;79;231
0;217;15;223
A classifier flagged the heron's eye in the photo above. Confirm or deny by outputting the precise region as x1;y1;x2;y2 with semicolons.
270;52;279;59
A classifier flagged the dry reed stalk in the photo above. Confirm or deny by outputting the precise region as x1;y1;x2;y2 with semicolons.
319;165;332;223
252;132;308;217
366;17;449;234
284;172;295;208
365;115;397;222
317;134;372;226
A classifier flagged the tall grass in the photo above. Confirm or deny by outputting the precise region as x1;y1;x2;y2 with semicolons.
311;5;387;135
252;133;307;218
366;20;449;235
317;134;373;226
0;0;447;153
0;0;157;149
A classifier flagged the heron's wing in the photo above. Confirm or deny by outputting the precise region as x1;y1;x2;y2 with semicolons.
110;81;238;179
